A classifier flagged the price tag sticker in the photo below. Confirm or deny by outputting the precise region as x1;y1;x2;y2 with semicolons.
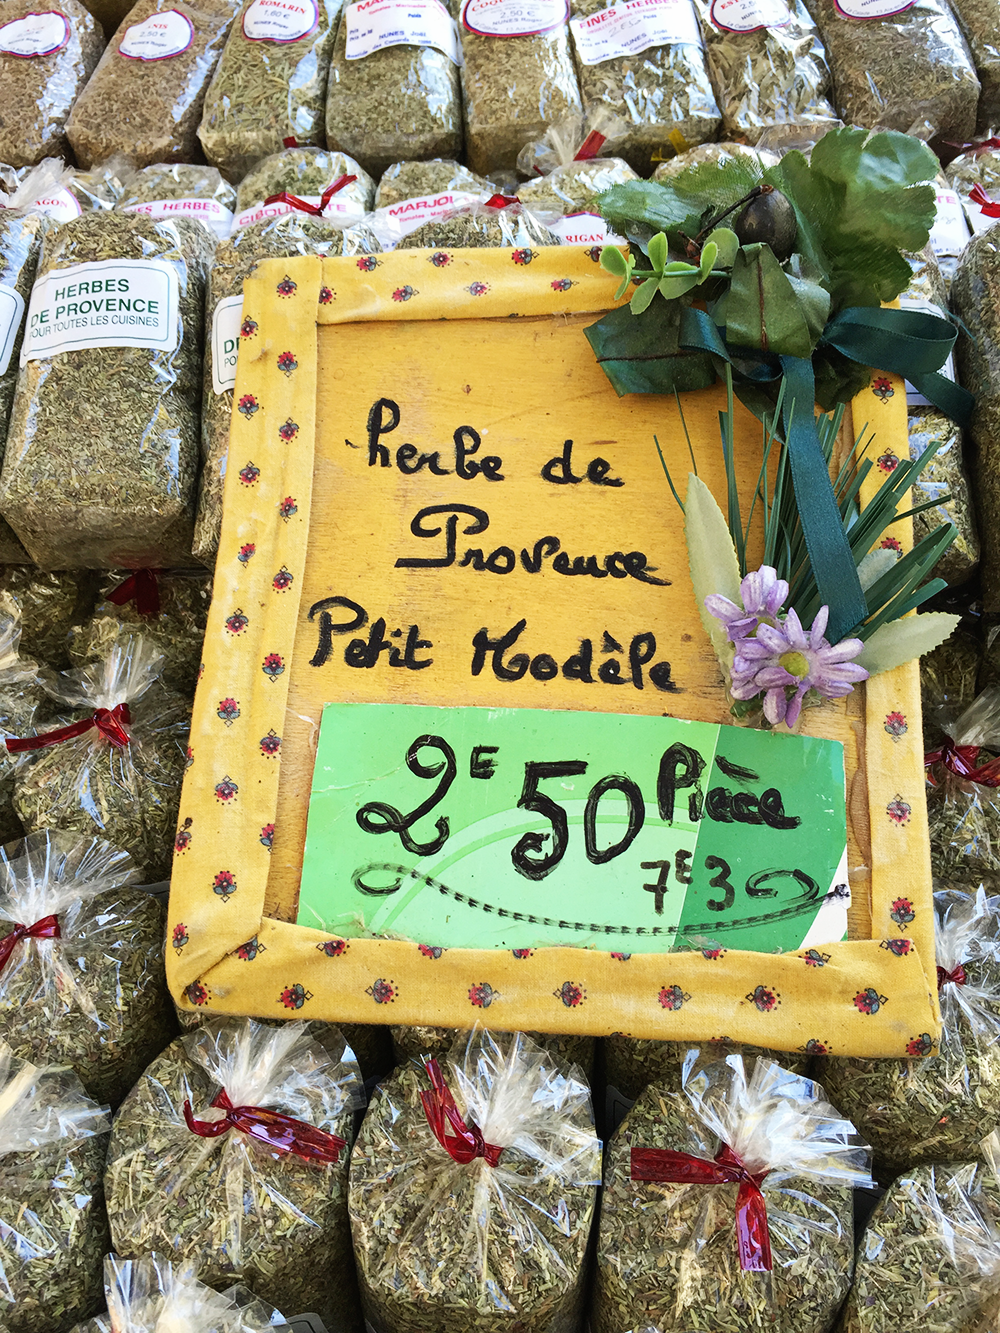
299;702;849;953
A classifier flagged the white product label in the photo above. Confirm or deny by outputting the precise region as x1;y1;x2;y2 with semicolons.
570;0;700;63
212;294;244;393
124;196;235;241
119;8;194;58
710;0;788;30
232;191;366;229
899;293;955;406
548;211;624;245
834;0;914;17
0;286;25;376
20;260;179;366
930;186;971;255
370;189;482;245
242;0;319;42
461;0;568;37
345;0;461;60
961;186;1000;237
29;188;82;224
0;10;69;56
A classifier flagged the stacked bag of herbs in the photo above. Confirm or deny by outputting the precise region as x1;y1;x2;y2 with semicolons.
0;1043;110;1332
116;163;237;242
349;1028;601;1333
0;596;46;844
515;115;637;244
394;196;559;249
821;889;1000;1178
390;1023;595;1075
0;0;104;168
924;694;1000;881
0;210;210;570
231;144;374;228
594;1052;872;1333
366;159;492;247
325;0;464;175
106;1018;364;1327
0;830;174;1108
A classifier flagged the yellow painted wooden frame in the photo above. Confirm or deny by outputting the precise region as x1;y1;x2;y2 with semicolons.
166;248;940;1056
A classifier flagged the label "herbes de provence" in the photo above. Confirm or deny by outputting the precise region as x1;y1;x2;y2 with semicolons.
20;259;179;366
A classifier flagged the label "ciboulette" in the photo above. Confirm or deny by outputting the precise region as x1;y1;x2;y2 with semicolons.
20;259;179;367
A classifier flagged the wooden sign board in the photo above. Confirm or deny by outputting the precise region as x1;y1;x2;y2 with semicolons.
166;248;940;1056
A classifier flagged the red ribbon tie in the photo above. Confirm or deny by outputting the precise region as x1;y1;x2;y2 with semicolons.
420;1057;504;1167
107;569;160;618
970;183;1000;217
183;1088;346;1164
484;193;520;210
263;174;358;217
631;1143;772;1271
0;914;60;974
937;963;968;989
6;702;131;755
574;130;607;161
925;737;1000;787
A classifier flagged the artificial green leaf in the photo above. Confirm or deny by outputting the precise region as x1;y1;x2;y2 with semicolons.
600;245;629;277
658;271;703;299
647;231;668;272
584;304;717;396
684;473;742;666
705;227;739;268
855;612;961;676
667;153;766;212
596;181;704;246
857;547;898;591
630;277;659;313
786;274;830;346
699;240;719;279
726;244;816;358
664;260;701;273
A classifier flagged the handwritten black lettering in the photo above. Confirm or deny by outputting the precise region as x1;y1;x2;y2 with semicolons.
471;620;676;691
641;860;671;914
308;596;432;671
541;438;622;487
470;745;498;779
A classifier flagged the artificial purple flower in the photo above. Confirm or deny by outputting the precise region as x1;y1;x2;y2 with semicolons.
731;604;868;728
705;566;789;642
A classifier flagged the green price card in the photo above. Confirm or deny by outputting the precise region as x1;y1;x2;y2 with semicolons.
297;703;849;954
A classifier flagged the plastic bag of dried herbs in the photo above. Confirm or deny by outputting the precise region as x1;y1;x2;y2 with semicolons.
117;163;237;242
390;195;560;248
107;1019;365;1328
819;889;1000;1181
0;830;175;1108
0;1043;111;1333
10;635;189;881
197;210;380;565
949;0;1000;133
10;156;120;230
604;1035;812;1100
842;1157;1000;1333
567;0;719;176
325;0;463;176
0;0;104;168
923;690;1000;879
459;0;583;176
517;158;635;244
0;568;100;670
232;145;374;229
390;1023;596;1075
0;211;209;570
594;1053;871;1333
367;159;491;246
948;141;1000;237
651;140;778;181
808;0;979;141
691;0;838;147
66;0;241;168
70;1253;292;1333
350;1028;601;1333
198;0;343;181
0;596;45;846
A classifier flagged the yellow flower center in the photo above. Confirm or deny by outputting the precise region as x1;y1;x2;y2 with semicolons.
780;650;810;679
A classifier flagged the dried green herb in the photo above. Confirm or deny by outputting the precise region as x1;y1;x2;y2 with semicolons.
0;568;99;670
808;0;979;140
233;145;374;225
390;1024;596;1076
842;1161;1000;1333
569;0;719;175
921;624;982;748
594;1058;865;1333
66;0;240;167
0;832;176;1108
517;156;637;214
116;163;237;242
820;890;1000;1182
106;1019;364;1328
12;637;189;881
0;595;45;846
198;0;343;181
0;212;209;571
691;0;838;146
326;2;463;176
196;212;380;565
604;1036;810;1100
925;695;1000;883
397;201;559;247
955;228;1000;612
0;1047;111;1333
374;158;489;209
0;208;45;566
948;0;1000;132
461;18;582;176
651;140;777;181
0;0;104;168
350;1029;600;1333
